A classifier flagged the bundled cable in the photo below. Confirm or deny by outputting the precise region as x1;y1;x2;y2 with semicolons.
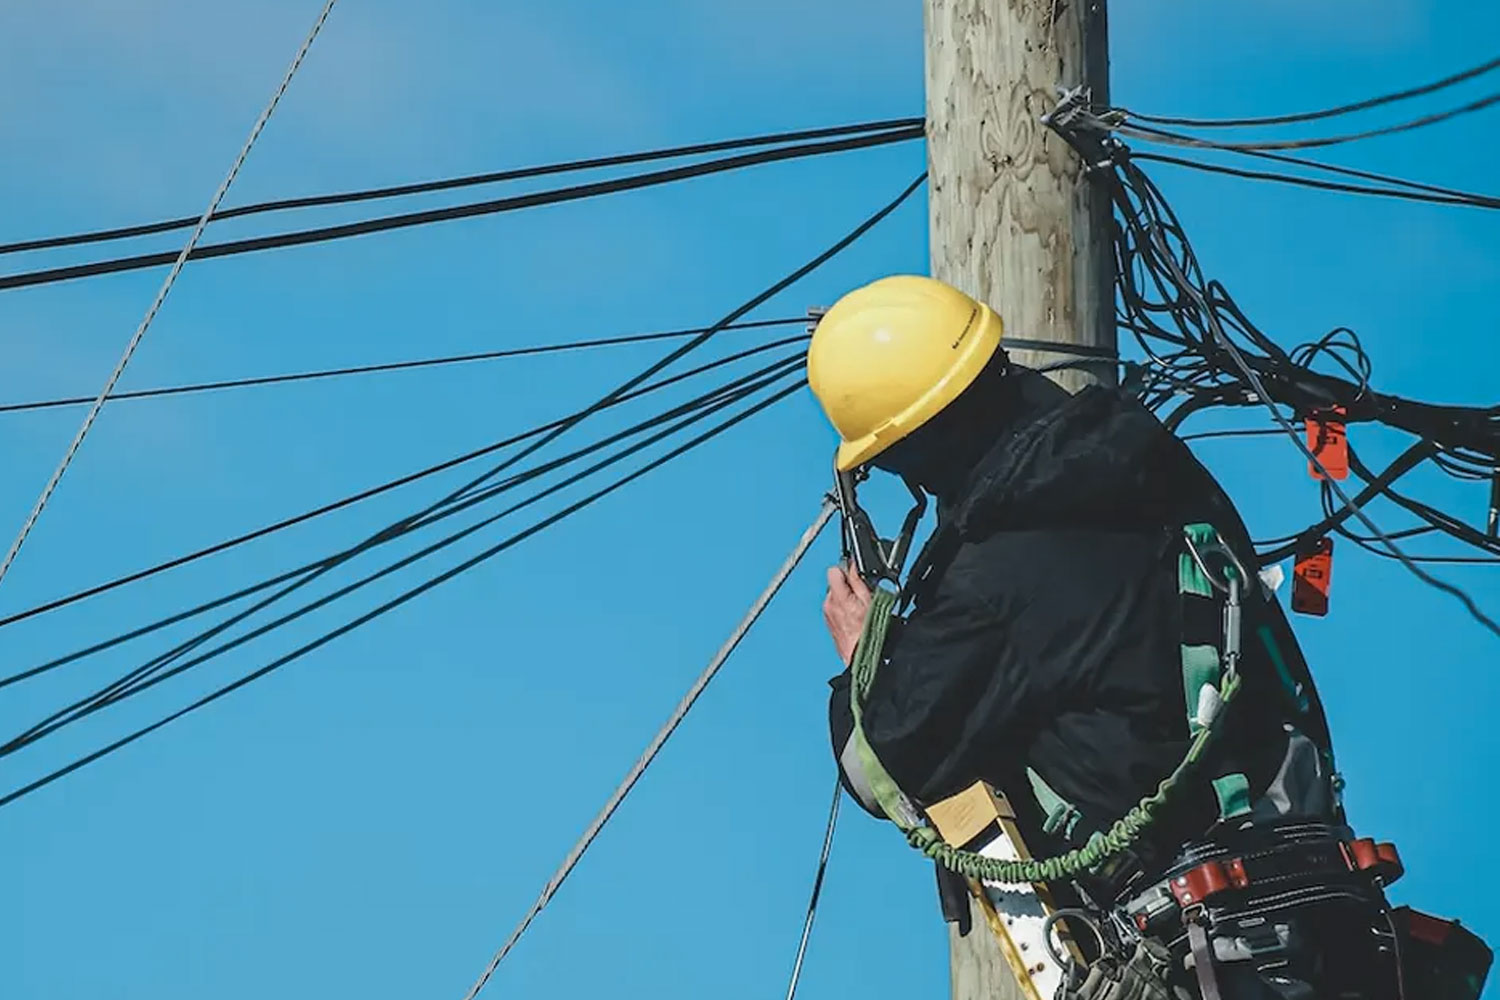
0;355;807;762
1040;93;1500;634
0;174;924;804
1085;55;1500;213
0;124;922;292
0;118;920;257
0;375;808;809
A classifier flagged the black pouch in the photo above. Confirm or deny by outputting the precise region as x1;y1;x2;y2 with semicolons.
1393;906;1492;1000
1059;937;1173;1000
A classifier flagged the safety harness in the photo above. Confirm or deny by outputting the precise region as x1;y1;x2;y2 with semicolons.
846;522;1256;886
842;518;1418;998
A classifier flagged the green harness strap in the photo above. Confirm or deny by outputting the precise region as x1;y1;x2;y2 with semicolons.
848;525;1247;886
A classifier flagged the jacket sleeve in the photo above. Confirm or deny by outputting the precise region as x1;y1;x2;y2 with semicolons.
827;669;886;818
856;568;1042;805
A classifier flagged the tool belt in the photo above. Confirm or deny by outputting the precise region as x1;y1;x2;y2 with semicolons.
1057;936;1174;1000
1121;826;1402;938
1092;824;1403;1000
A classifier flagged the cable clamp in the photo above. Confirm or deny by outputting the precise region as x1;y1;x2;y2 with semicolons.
1042;85;1094;131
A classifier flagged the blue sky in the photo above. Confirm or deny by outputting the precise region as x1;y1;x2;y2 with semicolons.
2;2;1497;998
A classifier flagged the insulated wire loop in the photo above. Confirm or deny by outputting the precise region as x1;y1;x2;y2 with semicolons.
0;0;340;591
1045;102;1500;634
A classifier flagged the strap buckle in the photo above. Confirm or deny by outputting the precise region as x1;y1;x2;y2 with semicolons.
1168;858;1250;909
1342;837;1404;886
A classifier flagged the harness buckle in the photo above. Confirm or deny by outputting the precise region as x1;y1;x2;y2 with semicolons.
1344;838;1405;887
1168;858;1250;909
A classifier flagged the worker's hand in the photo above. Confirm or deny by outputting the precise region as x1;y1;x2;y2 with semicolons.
823;562;872;664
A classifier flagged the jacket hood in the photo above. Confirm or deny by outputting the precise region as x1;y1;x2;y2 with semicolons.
950;385;1201;538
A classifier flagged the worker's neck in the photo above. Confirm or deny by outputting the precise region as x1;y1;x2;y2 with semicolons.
925;368;1071;505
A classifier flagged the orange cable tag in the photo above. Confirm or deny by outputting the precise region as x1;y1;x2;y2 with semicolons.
1292;536;1333;616
1306;407;1348;480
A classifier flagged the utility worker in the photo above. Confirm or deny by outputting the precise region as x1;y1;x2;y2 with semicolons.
809;275;1410;1000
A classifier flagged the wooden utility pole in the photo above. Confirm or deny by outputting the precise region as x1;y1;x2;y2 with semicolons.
925;0;1113;997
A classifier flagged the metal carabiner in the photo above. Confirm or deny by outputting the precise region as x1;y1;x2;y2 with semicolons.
1183;528;1248;679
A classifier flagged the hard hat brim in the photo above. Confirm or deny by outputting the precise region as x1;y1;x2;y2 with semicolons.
832;303;1002;470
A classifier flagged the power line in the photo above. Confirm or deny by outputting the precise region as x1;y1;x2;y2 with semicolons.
0;341;807;680
5;165;917;652
1253;441;1434;565
1041;103;1500;631
0;119;921;257
1179;426;1300;443
458;501;835;1000
1;360;806;753
1114;90;1500;152
1131;165;1500;637
1114;112;1500;209
0;173;912;803
783;779;842;1000
0;317;807;415
1130;152;1500;212
0;127;924;293
0;0;339;592
0;386;815;811
400;169;920;580
1113;54;1500;129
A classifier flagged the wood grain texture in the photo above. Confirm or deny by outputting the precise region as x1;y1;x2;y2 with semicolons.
926;0;1113;393
950;894;1031;1000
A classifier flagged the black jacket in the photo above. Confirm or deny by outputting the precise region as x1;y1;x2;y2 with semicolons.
829;384;1336;863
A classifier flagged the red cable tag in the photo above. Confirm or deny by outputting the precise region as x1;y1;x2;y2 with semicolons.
1292;536;1333;616
1306;407;1348;481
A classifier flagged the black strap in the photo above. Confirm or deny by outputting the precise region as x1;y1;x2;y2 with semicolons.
1187;917;1224;1000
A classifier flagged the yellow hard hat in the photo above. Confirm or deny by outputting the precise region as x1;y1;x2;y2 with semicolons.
808;275;1003;471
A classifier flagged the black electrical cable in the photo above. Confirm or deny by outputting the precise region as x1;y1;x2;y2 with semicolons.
1180;426;1300;443
0;380;805;810
1115;154;1500;636
408;171;923;562
3;168;917;668
7;354;805;741
1132;152;1500;212
10;377;806;768
1137;130;1500;207
0;118;922;257
1045;104;1500;622
0;128;924;292
2;173;920;735
0;347;807;700
1254;441;1435;565
1334;523;1500;564
0;355;805;745
2;361;805;757
782;779;841;1000
1115;90;1500;152
70;169;922;712
1114;55;1500;129
1348;447;1500;556
0;334;810;641
0;317;807;415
